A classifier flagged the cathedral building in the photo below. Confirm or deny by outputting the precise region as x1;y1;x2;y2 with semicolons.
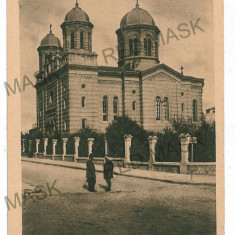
35;1;204;135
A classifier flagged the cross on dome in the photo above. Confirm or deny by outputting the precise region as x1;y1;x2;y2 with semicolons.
75;0;79;7
49;24;52;34
136;0;139;8
180;66;184;75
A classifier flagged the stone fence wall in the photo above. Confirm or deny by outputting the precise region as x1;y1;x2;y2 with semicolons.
21;133;216;175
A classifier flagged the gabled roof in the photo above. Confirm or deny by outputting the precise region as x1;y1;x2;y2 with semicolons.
141;63;204;84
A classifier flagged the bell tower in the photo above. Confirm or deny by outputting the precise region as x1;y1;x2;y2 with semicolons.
37;25;62;76
116;2;160;70
61;1;94;55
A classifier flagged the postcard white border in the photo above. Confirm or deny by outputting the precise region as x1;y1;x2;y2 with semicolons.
0;0;7;234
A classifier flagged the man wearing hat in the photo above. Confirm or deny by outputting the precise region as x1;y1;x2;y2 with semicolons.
86;153;96;192
103;155;114;192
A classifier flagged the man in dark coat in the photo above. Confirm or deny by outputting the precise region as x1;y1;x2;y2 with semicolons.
104;155;113;191
86;153;96;192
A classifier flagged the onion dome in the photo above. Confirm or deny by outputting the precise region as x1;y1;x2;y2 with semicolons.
120;5;155;27
64;1;90;22
40;25;61;47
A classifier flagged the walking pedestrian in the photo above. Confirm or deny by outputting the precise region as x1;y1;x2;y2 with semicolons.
104;155;113;192
86;153;96;192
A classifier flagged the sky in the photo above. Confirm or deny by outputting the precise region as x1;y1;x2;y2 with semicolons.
20;0;214;132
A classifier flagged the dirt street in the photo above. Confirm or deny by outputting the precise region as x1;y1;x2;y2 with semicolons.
22;161;216;235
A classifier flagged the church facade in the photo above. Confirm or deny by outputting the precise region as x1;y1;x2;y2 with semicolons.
35;1;204;135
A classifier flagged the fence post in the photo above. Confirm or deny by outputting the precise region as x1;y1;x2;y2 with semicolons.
189;137;197;162
180;133;190;174
35;139;40;157
148;136;158;170
74;137;80;162
43;138;48;158
62;138;68;161
87;138;94;156
29;140;32;152
104;136;109;156
124;134;133;165
52;139;57;160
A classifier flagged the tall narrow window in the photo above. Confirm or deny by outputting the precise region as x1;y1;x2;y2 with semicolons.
54;59;57;69
132;101;137;111
49;91;53;104
144;38;147;56
148;39;152;56
163;97;169;121
193;100;197;122
45;54;50;64
80;31;84;49
103;96;108;121
113;97;118;120
134;38;138;56
63;98;66;109
129;39;133;56
52;120;56;132
63;120;67;131
156;96;161;120
82;96;86;108
88;32;91;50
181;103;184;112
155;40;159;58
71;32;75;49
82;118;86;129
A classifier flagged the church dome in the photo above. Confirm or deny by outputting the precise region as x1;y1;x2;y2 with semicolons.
120;7;155;27
64;4;90;22
40;32;61;47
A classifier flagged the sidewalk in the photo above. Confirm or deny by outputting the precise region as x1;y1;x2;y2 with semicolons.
22;157;216;186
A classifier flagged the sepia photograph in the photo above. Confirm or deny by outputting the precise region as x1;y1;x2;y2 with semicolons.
13;0;220;234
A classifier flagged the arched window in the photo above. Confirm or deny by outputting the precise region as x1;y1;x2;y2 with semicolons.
113;97;119;120
193;100;197;121
144;38;152;56
129;39;133;56
88;32;91;50
132;101;137;111
82;118;86;129
134;38;138;56
144;38;148;56
163;97;169;121
81;96;86;108
103;96;108;121
148;39;152;56
71;32;75;49
156;97;161;120
129;38;138;56
63;98;66;109
80;31;84;49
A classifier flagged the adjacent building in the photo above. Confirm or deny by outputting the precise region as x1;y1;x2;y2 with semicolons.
205;107;215;123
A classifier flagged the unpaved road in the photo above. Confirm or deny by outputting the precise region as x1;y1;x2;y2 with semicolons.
22;161;216;235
